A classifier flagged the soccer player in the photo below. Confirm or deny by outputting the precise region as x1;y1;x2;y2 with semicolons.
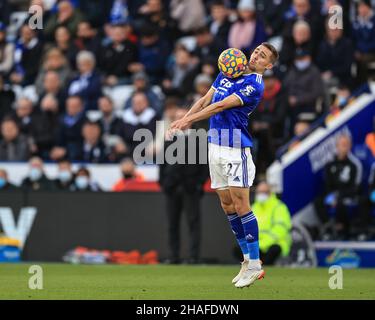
168;42;279;288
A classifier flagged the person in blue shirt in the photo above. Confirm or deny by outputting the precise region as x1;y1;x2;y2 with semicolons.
169;42;279;288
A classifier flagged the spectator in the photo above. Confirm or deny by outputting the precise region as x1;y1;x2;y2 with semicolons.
137;24;170;85
193;26;222;63
0;75;15;122
0;117;30;161
121;92;158;154
159;106;209;264
44;0;84;41
51;95;86;161
124;71;164;116
251;69;287;173
71;167;101;191
21;156;56;191
0;22;14;76
37;94;61;157
162;45;199;98
187;73;213;131
97;98;130;163
145;96;179;160
35;48;71;97
12;97;35;136
208;0;232;51
170;0;206;36
0;168;18;191
316;20;354;89
325;85;355;124
279;20;313;69
283;48;324;131
314;135;363;240
53;26;79;69
137;0;171;41
74;21;101;53
67;50;102;110
112;158;145;192
228;0;267;53
79;0;114;28
97;22;139;86
37;70;67;113
54;158;74;190
108;0;130;25
257;0;291;39
98;96;123;137
352;0;375;85
0;0;10;26
10;24;44;86
77;121;106;163
282;0;324;55
287;120;311;151
252;181;292;265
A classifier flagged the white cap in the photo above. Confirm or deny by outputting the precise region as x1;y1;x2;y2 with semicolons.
238;0;255;11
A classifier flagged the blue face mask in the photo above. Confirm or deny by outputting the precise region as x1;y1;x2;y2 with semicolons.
59;170;72;183
75;176;89;190
29;168;42;182
294;60;311;71
337;96;348;107
0;178;6;188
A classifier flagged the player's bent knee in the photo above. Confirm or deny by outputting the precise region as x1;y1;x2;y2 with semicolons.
220;201;235;214
233;202;251;216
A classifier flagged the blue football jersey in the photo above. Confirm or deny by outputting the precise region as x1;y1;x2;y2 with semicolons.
208;72;264;148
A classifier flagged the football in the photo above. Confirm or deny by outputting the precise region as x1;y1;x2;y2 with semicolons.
218;48;248;78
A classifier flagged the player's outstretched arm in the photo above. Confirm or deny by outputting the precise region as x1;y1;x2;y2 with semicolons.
183;88;215;118
170;94;241;131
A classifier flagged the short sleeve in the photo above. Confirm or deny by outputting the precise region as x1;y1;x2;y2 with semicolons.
232;79;262;106
211;72;223;90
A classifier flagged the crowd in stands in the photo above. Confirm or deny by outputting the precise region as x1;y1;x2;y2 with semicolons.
0;0;372;171
0;0;374;239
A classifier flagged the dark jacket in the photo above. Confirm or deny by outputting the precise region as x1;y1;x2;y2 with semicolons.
283;63;324;115
352;14;375;54
76;140;107;163
159;133;209;194
316;37;354;85
67;70;103;110
98;40;138;78
56;113;86;160
21;175;57;192
323;154;363;200
0;134;30;161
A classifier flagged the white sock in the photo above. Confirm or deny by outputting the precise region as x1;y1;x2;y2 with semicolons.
248;259;261;270
243;253;250;261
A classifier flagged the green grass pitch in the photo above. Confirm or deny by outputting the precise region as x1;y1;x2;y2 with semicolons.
0;263;374;300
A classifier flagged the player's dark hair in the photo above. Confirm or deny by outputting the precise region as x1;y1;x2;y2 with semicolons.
261;42;279;64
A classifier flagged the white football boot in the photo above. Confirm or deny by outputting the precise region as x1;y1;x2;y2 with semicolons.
235;261;265;288
232;260;249;284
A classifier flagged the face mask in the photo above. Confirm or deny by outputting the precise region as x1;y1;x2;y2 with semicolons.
294;60;310;71
0;178;6;188
123;173;133;179
337;96;347;107
256;192;270;203
29;168;42;182
75;176;89;190
59;170;72;183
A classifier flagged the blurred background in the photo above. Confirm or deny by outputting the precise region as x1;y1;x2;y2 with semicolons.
0;0;374;268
